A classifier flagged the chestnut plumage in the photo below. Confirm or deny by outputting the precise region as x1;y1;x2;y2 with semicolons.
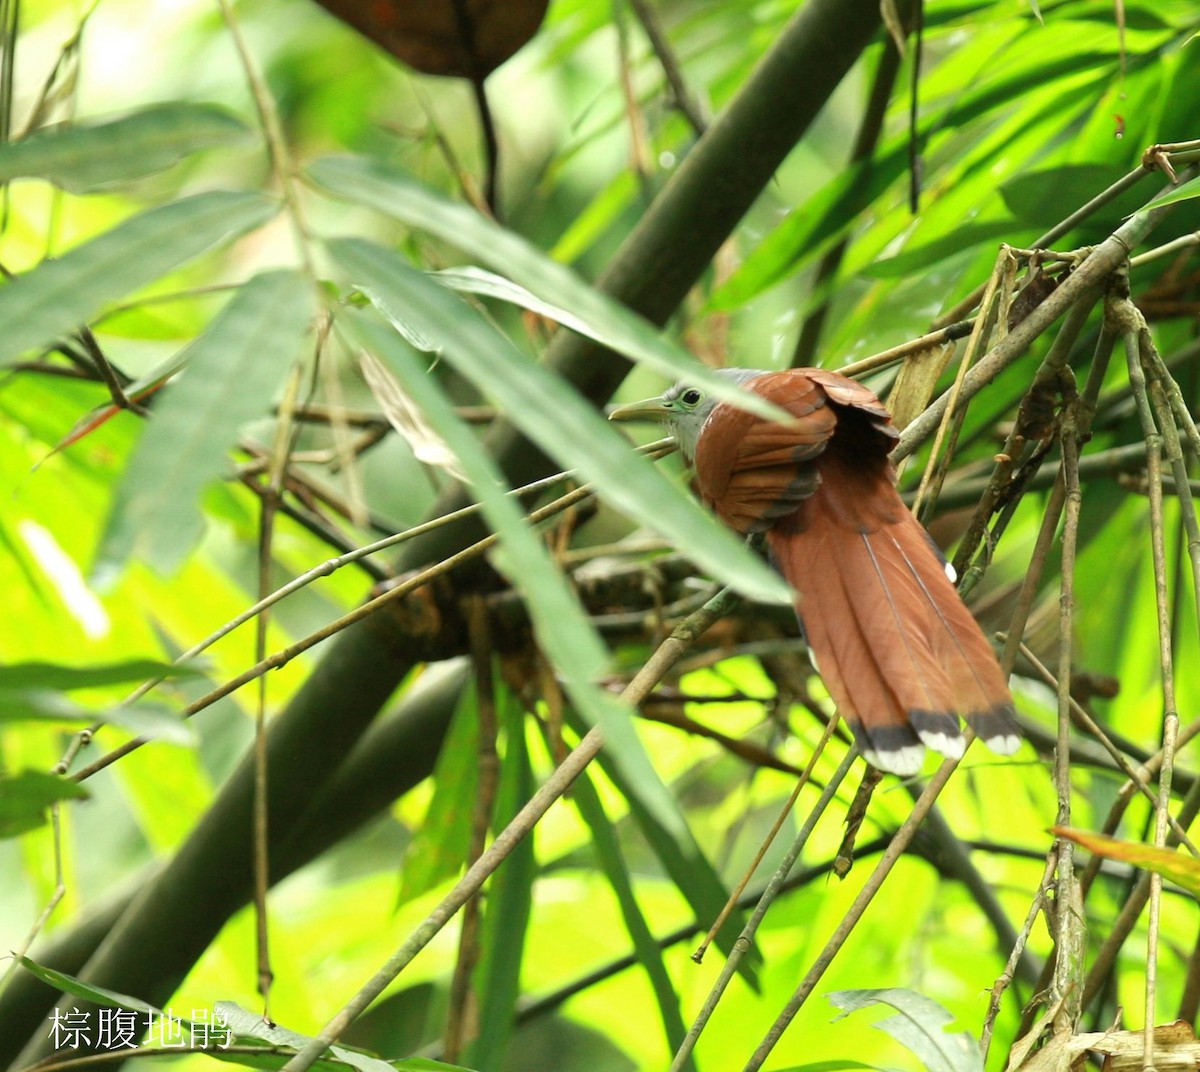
611;367;1020;775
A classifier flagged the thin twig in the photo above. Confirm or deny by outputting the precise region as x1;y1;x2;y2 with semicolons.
1123;310;1182;1066
898;185;1186;462
216;0;316;277
68;476;614;782
64;443;674;782
627;0;709;135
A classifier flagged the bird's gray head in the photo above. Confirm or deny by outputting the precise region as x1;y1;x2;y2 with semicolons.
609;367;762;461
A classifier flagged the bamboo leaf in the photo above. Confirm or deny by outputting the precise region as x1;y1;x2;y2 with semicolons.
308;155;783;419
1144;171;1200;209
328;237;789;607
828;989;983;1072
568;764;691;1064
0;103;254;192
587;719;757;985
0;190;281;367
97;269;313;576
468;692;535;1070
17;957;158;1015
0;659;197;690
213;1003;400;1072
397;688;480;905
342;309;696;851
0;689;193;743
0;773;89;839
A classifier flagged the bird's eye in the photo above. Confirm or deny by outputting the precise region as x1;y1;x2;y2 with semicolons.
680;388;703;407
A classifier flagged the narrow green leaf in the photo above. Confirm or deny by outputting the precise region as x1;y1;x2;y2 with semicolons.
0;772;89;839
568;763;691;1066
214;1003;402;1072
18;956;158;1015
328;238;789;608
0;103;254;192
1144;171;1200;210
828;988;984;1072
0;659;197;690
97;269;313;576
862;220;1018;277
342;308;611;684
308;155;783;420
468;692;535;1071
0;190;281;368
589;727;757;985
397;688;480;904
0;689;194;743
999;164;1141;227
343;310;693;849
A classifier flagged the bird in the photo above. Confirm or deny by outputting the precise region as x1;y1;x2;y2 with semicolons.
609;366;1020;775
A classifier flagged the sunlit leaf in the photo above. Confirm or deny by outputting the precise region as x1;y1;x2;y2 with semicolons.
397;690;480;905
0;103;253;192
587;719;757;984
96;269;313;577
1052;826;1200;896
567;765;689;1058
0;191;280;367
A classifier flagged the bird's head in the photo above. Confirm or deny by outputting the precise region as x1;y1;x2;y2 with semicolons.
608;368;760;460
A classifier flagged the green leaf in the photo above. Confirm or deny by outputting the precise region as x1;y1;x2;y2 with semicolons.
827;988;984;1072
213;1003;475;1070
468;691;535;1070
768;1063;881;1072
341;309;694;853
97;269;313;576
999;164;1144;228
308;155;784;420
327;237;789;608
397;688;480;904
568;763;691;1065
0;190;280;368
1144;171;1200;210
18;956;159;1015
0;659;197;690
862;220;1019;277
0;689;194;743
589;729;757;986
0;103;254;192
0;772;89;839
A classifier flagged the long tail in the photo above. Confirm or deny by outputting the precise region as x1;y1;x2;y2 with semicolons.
766;461;1019;776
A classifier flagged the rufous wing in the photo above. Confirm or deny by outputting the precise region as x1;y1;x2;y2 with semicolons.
692;368;1018;775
